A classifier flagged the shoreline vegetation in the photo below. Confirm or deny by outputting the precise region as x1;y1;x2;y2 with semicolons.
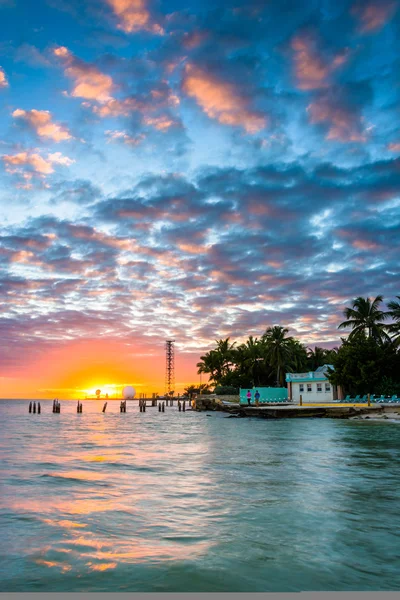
193;295;400;400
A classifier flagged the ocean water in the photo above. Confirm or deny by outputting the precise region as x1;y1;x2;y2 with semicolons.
1;399;400;592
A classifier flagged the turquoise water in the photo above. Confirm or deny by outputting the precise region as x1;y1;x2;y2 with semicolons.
1;399;400;592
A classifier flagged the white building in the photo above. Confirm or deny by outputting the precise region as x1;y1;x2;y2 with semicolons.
286;365;341;403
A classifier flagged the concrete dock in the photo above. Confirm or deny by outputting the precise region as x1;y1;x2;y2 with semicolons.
193;396;393;419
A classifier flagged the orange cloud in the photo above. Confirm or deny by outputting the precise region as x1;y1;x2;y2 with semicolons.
352;1;398;33
2;150;74;186
12;109;72;142
182;64;267;133
143;115;176;131
307;96;366;142
90;97;138;117
0;67;8;87
54;46;114;103
106;0;163;34
291;34;349;90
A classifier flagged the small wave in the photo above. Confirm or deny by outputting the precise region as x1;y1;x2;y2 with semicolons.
38;473;110;487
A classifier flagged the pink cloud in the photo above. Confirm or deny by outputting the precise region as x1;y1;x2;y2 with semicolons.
12;109;72;142
90;97;139;117
352;239;380;250
143;115;177;131
106;0;163;34
54;46;114;103
388;142;400;152
352;1;398;33
0;67;8;88
291;33;349;90
2;150;74;186
182;64;267;134
307;94;366;142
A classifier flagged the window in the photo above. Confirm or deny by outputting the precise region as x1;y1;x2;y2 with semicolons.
325;383;331;392
307;384;312;392
317;383;322;392
299;384;304;392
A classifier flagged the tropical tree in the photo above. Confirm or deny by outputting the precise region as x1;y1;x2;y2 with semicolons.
287;339;308;372
307;346;328;371
328;334;400;396
196;338;236;383
338;295;390;343
387;296;400;345
184;384;213;396
262;326;294;386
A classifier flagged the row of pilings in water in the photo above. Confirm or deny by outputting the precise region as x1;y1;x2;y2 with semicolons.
29;398;190;413
28;401;41;414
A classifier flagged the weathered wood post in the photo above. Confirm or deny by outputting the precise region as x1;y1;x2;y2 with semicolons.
367;393;371;407
29;401;32;413
33;401;36;414
299;394;303;406
178;400;181;412
183;400;186;412
58;401;61;413
102;402;107;413
162;402;165;412
38;402;41;414
158;403;161;412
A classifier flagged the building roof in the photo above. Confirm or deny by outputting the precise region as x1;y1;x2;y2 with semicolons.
285;365;334;383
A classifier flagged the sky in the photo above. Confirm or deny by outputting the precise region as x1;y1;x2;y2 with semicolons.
0;0;399;398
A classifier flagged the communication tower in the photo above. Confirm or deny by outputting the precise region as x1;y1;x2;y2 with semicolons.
165;340;175;394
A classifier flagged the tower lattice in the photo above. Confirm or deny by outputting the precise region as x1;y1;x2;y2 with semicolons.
165;340;175;394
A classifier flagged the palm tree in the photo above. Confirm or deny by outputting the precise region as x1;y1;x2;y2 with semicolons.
307;346;328;370
197;338;236;384
338;295;390;343
387;296;400;345
236;336;264;386
262;325;294;386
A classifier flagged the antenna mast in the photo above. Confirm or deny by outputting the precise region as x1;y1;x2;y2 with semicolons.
165;340;175;394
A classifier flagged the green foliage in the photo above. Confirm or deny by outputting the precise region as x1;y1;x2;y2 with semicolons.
375;376;400;397
328;335;400;395
184;384;213;395
214;385;239;395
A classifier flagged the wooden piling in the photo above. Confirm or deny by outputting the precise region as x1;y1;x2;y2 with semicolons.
29;401;32;413
178;400;181;412
367;393;371;407
183;400;186;412
162;402;165;412
33;401;36;414
299;394;302;406
38;402;41;414
102;402;107;413
158;403;161;412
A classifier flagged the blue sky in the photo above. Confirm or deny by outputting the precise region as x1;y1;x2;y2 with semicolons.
0;0;399;394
